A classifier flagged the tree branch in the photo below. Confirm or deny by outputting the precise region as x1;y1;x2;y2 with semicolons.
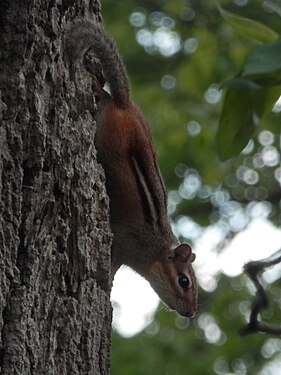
240;249;281;336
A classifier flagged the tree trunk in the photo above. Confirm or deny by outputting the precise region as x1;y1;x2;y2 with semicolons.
0;1;112;374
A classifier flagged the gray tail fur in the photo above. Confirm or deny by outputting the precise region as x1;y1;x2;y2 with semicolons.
64;20;130;109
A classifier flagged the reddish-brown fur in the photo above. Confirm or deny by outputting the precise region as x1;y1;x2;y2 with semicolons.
64;20;198;317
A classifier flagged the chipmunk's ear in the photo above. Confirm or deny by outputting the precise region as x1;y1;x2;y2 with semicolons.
174;244;193;263
190;252;196;263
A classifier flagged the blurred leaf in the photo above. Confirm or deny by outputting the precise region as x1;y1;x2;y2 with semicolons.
242;38;281;76
216;1;278;43
221;78;262;89
216;85;280;161
216;88;256;161
222;77;281;89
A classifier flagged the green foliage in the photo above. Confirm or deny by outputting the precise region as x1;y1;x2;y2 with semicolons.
243;38;281;76
111;275;281;375
215;4;281;160
216;85;280;160
216;1;278;43
103;0;281;234
101;0;281;373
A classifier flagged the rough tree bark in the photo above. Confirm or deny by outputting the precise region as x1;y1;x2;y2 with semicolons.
0;1;112;374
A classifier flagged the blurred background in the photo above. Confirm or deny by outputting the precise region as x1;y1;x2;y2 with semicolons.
102;0;281;374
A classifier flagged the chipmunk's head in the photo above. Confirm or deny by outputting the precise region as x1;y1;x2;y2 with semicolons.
148;243;197;317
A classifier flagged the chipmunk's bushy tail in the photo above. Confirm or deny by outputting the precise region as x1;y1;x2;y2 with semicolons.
64;20;130;109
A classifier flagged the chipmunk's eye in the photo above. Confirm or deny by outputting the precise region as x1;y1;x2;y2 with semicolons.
178;274;190;289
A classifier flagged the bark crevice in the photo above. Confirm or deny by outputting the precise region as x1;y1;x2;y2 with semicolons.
0;1;112;374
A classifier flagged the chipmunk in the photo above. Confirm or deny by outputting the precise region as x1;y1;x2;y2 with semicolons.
64;20;197;317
